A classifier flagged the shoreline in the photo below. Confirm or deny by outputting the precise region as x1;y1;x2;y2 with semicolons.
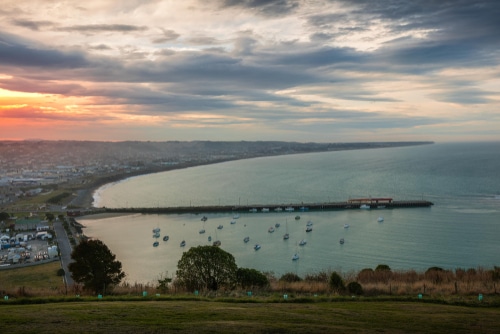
68;142;435;210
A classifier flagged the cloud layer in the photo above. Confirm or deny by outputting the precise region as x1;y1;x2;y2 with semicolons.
1;0;499;141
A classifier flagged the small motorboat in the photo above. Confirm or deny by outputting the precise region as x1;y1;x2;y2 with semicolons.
378;217;384;222
163;235;169;241
201;216;208;221
339;238;344;244
268;226;275;233
180;240;186;247
208;236;212;242
213;240;221;247
230;220;236;224
306;226;312;232
199;229;206;234
233;214;240;219
299;239;307;246
153;241;159;247
217;225;223;229
295;215;300;220
292;253;299;261
344;224;350;228
283;233;289;240
244;236;250;243
254;244;261;250
306;220;313;226
275;223;280;228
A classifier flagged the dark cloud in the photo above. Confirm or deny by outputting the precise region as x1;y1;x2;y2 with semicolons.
152;29;180;44
10;18;54;31
56;24;148;34
0;32;89;68
217;0;300;16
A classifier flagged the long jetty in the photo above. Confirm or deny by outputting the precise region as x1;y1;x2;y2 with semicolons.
91;198;433;216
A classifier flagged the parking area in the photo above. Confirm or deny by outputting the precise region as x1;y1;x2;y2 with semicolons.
0;234;56;267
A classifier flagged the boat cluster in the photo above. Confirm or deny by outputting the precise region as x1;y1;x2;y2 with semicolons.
152;227;170;247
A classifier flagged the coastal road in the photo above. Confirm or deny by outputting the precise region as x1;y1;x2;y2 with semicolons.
53;220;75;288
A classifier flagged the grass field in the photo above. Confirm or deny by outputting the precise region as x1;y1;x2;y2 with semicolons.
1;299;499;333
1;263;500;332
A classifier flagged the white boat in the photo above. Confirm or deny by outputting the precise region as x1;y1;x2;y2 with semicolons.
233;214;240;219
153;232;160;238
377;217;384;222
201;216;208;221
249;208;257;213
292;253;299;261
152;227;160;233
199;229;206;234
217;225;223;229
254;244;261;250
268;226;275;233
153;241;159;247
360;204;370;209
213;240;221;247
295;215;300;220
306;226;312;232
274;207;283;212
244;236;250;243
230;220;236;225
262;208;269;212
306;220;313;227
283;233;289;240
180;240;186;247
344;224;349;228
299;239;307;246
275;223;280;228
285;207;294;212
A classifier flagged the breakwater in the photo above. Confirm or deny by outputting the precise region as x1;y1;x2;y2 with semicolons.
95;199;433;215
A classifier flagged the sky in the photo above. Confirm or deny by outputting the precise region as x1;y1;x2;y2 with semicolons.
0;0;499;142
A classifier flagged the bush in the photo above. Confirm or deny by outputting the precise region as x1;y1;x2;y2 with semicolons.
329;272;344;293
237;268;269;288
375;264;391;272
347;281;363;295
57;268;65;276
279;272;302;283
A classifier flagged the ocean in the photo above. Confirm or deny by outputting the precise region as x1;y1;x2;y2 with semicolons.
81;142;500;284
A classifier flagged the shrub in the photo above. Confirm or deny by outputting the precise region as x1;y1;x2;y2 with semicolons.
57;268;65;276
329;272;345;293
237;268;269;288
347;281;363;295
375;264;391;272
279;272;302;283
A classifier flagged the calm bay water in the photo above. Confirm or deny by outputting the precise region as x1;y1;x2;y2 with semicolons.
82;142;500;284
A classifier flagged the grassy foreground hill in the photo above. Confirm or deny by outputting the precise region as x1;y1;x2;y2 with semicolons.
1;263;500;333
1;298;499;333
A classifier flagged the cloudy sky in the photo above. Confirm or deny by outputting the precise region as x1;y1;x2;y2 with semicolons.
1;0;499;142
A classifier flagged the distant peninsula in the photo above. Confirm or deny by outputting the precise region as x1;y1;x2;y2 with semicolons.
0;140;433;210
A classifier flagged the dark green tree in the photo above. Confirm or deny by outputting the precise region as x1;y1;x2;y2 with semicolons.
68;239;125;294
45;213;55;222
279;272;302;282
329;271;345;293
176;245;237;291
236;268;269;289
347;281;363;295
0;212;10;221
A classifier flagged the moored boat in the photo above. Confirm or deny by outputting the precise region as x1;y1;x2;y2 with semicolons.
254;244;261;250
292;253;299;261
163;235;169;241
244;236;250;243
180;240;186;247
153;241;159;247
299;239;307;246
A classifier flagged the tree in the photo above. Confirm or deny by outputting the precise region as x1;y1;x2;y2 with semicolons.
279;272;302;282
347;281;363;295
236;268;269;289
68;239;125;294
329;271;345;293
176;245;237;291
0;212;10;222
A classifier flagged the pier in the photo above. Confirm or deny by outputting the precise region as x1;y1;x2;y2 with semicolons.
86;198;433;216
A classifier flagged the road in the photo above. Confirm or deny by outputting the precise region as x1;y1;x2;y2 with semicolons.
53;220;75;287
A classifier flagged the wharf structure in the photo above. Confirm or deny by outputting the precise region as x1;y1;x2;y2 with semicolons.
91;197;433;216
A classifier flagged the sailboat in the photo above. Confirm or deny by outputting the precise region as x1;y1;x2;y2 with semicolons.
283;218;289;240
